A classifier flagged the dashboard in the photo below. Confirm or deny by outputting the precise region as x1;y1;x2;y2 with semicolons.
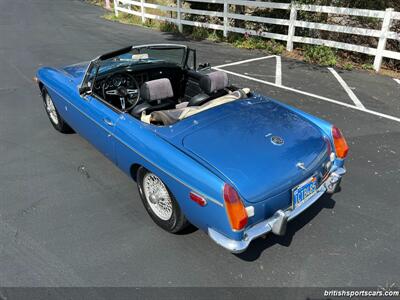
94;72;147;92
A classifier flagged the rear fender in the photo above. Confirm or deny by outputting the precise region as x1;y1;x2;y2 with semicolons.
114;113;244;241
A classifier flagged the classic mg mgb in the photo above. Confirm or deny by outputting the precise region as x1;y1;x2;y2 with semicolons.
36;44;348;253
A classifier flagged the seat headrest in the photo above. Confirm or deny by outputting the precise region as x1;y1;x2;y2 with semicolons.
140;78;174;102
199;71;229;94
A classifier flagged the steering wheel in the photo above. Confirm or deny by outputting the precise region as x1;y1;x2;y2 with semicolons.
102;72;140;111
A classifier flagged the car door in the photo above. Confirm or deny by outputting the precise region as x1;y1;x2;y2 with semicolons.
66;93;120;164
83;95;121;163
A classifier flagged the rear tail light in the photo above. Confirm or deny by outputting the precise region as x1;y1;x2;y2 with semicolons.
332;126;349;159
223;184;248;231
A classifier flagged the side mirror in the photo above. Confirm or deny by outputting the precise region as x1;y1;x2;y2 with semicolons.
79;86;91;96
198;62;211;70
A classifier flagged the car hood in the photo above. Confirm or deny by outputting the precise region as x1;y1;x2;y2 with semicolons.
178;99;329;203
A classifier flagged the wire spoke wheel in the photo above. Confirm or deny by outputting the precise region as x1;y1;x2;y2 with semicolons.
142;173;173;221
137;167;189;233
45;93;59;125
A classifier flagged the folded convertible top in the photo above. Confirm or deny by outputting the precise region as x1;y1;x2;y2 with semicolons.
141;88;250;125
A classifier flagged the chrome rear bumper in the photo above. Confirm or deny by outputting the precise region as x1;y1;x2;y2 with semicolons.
208;167;346;253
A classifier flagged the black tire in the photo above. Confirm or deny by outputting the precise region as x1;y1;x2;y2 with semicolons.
42;88;74;134
137;167;189;233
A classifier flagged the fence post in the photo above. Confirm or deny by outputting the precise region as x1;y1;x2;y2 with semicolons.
223;0;228;37
141;0;146;23
286;4;297;51
373;8;393;72
113;0;119;17
177;0;183;33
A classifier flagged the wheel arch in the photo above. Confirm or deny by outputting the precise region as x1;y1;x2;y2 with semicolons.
130;163;142;182
37;81;46;100
38;81;44;92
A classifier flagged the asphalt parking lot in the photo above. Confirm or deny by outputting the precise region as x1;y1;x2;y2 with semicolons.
1;0;399;287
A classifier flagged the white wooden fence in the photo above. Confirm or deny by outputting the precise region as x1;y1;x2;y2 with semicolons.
113;0;400;71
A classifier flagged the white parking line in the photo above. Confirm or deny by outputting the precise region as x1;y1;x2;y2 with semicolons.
394;78;400;85
328;67;365;110
213;66;400;123
214;55;283;87
275;56;282;86
214;55;276;69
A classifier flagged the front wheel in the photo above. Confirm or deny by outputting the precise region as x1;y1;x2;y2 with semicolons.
137;167;188;233
42;88;74;133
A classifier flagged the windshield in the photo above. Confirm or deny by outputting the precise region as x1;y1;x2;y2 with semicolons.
96;45;187;75
80;44;189;93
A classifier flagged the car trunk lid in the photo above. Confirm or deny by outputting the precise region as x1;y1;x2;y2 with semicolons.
181;100;328;203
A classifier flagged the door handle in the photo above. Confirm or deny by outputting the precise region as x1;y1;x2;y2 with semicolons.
103;118;115;127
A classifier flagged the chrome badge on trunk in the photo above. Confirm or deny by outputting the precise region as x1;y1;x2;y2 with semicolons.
271;135;284;146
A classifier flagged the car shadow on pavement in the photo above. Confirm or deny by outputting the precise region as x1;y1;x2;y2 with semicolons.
235;194;336;261
176;224;199;235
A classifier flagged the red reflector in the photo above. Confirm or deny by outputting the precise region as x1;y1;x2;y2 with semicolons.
190;192;207;206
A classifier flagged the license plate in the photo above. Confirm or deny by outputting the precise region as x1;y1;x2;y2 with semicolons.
292;176;318;209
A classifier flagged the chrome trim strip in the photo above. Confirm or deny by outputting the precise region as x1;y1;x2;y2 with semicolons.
46;86;224;207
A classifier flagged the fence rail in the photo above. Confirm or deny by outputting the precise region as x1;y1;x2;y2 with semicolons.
113;0;400;71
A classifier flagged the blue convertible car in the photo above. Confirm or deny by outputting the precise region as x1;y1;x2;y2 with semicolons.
36;44;348;253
